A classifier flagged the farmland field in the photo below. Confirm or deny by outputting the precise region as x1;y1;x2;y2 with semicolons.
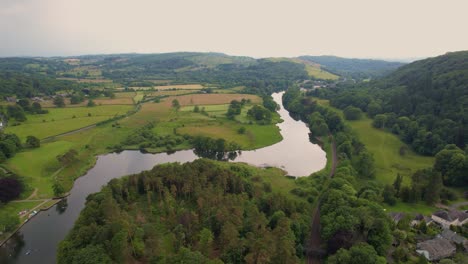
146;90;198;97
160;93;261;106
154;84;204;90
5;105;133;140
5;140;75;198
93;97;134;105
133;92;145;103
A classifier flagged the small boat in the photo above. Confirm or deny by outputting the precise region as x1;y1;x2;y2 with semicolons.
25;250;31;255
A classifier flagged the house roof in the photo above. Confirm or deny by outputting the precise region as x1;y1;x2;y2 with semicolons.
440;229;466;245
417;237;456;261
414;214;424;221
433;210;468;222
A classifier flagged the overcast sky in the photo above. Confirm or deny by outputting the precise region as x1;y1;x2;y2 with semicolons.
1;0;467;59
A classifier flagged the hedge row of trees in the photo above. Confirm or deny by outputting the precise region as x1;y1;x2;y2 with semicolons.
58;160;311;263
120;123;187;152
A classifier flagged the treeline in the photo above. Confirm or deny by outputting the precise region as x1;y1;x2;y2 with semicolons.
313;51;468;156
0;72;78;97
119;123;188;152
192;136;240;160
227;97;277;125
58;159;311;263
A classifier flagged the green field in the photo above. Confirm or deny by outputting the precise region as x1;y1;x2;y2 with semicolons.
348;117;434;185
314;98;434;185
177;103;282;149
5;105;133;140
5;140;75;198
180;104;229;115
385;201;437;215
133;92;145;103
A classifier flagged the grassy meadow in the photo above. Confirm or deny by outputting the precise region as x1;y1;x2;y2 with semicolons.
5;105;133;140
347;117;434;185
314;98;434;185
5;140;75;198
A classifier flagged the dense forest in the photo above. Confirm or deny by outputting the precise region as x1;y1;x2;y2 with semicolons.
58;160;312;263
314;51;468;156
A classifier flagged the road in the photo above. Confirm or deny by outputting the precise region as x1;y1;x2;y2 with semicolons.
307;135;337;264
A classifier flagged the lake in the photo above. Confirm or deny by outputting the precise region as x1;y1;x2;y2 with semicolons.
0;91;326;263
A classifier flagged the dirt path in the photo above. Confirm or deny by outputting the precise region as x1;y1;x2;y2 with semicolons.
41;124;97;142
25;188;38;200
11;199;47;203
307;135;337;264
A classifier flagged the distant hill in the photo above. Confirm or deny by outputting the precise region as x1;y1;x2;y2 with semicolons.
0;52;315;96
299;55;404;79
266;57;339;80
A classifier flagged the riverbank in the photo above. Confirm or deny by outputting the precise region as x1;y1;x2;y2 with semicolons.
0;197;64;247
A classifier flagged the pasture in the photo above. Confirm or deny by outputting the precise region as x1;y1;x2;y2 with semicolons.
5;140;75;198
5;105;133;140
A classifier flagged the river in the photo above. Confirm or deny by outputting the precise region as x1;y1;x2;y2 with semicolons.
0;91;326;263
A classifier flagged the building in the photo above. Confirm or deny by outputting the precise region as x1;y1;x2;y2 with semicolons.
411;213;433;227
431;210;468;229
416;237;456;261
439;229;466;245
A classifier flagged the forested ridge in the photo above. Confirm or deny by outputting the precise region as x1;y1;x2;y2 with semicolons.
58;160;312;263
315;51;468;156
299;55;404;79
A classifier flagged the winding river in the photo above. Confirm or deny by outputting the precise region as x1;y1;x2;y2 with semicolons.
0;92;326;263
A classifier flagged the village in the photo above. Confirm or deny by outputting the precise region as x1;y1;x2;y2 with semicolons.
390;207;468;262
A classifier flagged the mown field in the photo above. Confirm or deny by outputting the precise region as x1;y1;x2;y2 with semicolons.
5;105;133;140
